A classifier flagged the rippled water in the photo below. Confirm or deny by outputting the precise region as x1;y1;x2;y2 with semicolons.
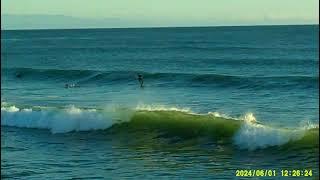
1;25;319;179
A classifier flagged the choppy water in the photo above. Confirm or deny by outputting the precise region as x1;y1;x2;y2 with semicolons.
1;25;319;179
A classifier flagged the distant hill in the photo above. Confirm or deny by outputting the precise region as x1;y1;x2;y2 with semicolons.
1;14;317;30
1;14;148;30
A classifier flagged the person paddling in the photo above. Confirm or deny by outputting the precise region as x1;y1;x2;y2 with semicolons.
64;83;79;88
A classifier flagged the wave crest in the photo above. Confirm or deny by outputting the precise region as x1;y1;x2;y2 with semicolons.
1;103;318;150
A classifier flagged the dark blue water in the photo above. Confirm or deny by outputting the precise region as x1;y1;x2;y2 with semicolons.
1;25;319;179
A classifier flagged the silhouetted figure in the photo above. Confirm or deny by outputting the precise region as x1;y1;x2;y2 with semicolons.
138;74;144;88
64;83;78;88
15;73;22;78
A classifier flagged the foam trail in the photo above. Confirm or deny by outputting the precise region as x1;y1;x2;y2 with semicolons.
1;105;116;133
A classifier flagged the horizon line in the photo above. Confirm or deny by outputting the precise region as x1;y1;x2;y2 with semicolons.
1;23;318;31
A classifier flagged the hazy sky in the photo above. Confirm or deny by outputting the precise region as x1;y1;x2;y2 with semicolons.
1;0;319;29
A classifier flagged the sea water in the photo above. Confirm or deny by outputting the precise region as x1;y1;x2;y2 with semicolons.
1;25;319;179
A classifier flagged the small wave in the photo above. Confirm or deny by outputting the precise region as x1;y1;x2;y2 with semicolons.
2;67;318;89
162;45;317;52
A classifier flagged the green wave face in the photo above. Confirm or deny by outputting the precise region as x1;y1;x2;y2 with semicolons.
125;111;242;139
112;110;319;150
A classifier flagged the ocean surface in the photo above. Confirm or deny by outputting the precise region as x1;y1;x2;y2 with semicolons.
1;25;319;179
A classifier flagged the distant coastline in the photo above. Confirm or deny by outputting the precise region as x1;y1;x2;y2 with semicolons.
2;13;318;31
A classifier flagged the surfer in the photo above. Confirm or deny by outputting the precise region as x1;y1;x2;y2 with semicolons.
138;74;144;88
15;73;22;78
64;83;78;88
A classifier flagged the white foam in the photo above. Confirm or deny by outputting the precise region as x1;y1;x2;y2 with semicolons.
208;111;232;119
22;108;32;112
241;112;257;123
135;104;191;113
233;120;305;150
209;112;303;149
67;105;82;114
298;119;319;130
1;105;20;112
1;105;119;133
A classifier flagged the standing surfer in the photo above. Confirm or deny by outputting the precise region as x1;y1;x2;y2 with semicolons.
138;74;144;88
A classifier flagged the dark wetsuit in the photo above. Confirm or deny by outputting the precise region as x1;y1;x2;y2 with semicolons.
16;73;22;78
138;74;144;87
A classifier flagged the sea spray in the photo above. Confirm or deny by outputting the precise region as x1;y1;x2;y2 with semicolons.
233;113;305;150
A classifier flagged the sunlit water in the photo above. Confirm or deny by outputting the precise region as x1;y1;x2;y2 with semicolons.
1;25;319;179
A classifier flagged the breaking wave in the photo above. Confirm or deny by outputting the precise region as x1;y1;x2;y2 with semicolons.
1;103;318;150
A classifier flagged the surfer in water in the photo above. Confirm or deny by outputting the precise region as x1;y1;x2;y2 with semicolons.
64;83;79;88
138;74;144;88
15;73;22;78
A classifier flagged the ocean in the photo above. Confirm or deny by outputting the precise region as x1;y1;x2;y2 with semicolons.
1;25;319;179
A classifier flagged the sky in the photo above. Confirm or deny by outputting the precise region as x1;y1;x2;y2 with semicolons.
1;0;319;29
